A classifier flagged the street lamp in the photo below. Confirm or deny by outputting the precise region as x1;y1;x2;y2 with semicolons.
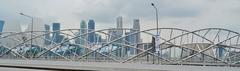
151;3;160;64
19;13;34;58
151;3;159;35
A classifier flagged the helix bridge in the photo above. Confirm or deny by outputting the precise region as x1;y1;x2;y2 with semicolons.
0;28;240;67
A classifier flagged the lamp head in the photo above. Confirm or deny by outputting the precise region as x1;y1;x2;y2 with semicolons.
151;3;155;6
19;13;24;15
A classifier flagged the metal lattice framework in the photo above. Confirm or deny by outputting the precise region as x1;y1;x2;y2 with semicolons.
0;28;240;66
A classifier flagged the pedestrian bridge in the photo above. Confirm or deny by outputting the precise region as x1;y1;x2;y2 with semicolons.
1;28;240;70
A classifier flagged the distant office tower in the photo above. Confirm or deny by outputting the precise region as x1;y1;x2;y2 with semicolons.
0;20;4;32
25;17;45;45
74;32;80;44
1;20;22;48
132;19;141;44
74;20;87;55
116;16;124;46
125;32;135;55
88;19;95;43
95;33;102;43
126;19;141;55
80;20;87;47
3;20;21;32
116;16;123;36
108;30;117;42
116;16;124;57
52;23;63;43
217;47;224;58
44;24;51;45
26;17;44;31
125;32;133;44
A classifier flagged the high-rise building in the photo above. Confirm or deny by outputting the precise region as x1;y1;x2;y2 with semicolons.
26;17;44;32
75;20;88;55
217;47;224;58
1;20;22;48
53;23;60;31
44;24;51;45
52;23;63;43
88;19;95;43
126;19;141;55
133;19;141;55
80;20;87;47
125;32;134;55
0;20;4;32
3;20;21;32
74;32;80;44
133;19;141;44
116;16;124;57
108;29;117;42
95;33;102;43
25;17;45;45
116;16;123;36
115;16;124;44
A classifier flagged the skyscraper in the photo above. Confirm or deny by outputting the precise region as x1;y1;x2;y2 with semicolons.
133;19;141;44
116;16;124;57
133;19;141;55
74;20;88;55
80;20;87;47
74;32;80;44
44;24;51;45
95;33;102;43
88;19;95;43
24;17;45;45
217;47;224;58
126;19;141;55
26;17;44;32
53;23;60;31
115;16;124;45
116;16;123;36
3;20;21;32
108;29;117;42
125;32;134;55
0;20;4;32
52;23;63;43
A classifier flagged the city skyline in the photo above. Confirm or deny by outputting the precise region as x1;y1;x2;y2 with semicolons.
0;0;240;70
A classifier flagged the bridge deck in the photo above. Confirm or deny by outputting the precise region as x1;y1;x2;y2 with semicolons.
0;59;239;71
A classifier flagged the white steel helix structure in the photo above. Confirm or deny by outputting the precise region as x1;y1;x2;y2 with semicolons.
0;28;240;67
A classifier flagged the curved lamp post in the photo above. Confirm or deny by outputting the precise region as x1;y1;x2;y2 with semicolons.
19;13;34;58
151;3;161;64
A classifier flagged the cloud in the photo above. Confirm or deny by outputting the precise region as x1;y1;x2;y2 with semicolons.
0;0;240;32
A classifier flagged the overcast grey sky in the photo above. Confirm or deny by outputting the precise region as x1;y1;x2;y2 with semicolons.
0;0;240;32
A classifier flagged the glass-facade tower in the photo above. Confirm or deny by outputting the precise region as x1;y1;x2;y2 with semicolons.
88;19;95;43
0;20;4;32
133;19;140;44
80;20;87;47
44;24;51;45
52;23;63;43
